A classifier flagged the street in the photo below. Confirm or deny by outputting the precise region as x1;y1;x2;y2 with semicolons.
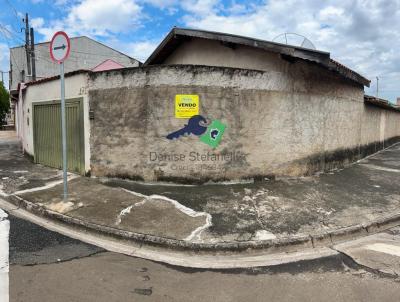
7;211;400;302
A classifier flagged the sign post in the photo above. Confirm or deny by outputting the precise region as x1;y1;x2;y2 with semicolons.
50;31;71;202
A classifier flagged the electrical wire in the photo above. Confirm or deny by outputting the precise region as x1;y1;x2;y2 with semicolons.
0;27;22;73
3;0;23;32
34;48;136;60
0;23;25;44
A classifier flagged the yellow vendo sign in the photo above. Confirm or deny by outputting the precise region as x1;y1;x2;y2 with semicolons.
175;95;199;118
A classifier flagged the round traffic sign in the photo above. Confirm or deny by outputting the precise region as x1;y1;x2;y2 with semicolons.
50;31;70;63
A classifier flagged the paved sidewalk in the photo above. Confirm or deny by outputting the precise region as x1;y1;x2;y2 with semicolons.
1;132;400;250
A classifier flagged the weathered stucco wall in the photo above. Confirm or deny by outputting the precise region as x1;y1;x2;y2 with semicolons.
85;63;400;183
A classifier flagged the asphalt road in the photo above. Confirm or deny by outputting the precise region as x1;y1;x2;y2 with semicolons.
6;212;400;302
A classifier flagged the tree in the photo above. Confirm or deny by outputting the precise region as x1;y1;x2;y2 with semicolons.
0;81;10;128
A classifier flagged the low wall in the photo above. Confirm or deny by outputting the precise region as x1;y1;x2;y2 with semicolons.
87;65;399;183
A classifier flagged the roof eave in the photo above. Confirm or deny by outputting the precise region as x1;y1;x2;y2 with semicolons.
144;27;370;87
144;27;331;66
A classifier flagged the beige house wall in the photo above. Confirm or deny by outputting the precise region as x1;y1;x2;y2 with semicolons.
164;38;287;73
18;73;91;172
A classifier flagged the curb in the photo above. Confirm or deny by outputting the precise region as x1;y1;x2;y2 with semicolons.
7;194;400;253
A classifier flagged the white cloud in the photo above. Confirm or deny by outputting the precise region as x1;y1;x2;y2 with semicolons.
35;0;143;39
225;2;249;15
180;0;400;102
107;38;160;62
143;0;219;14
181;0;220;15
68;0;141;34
127;40;159;62
143;0;178;9
31;17;45;29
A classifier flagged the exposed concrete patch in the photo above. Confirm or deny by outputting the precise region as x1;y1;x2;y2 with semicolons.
119;189;212;241
254;230;277;240
334;231;400;277
364;243;400;257
46;201;83;214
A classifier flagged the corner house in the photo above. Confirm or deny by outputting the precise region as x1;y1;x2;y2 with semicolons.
15;28;400;183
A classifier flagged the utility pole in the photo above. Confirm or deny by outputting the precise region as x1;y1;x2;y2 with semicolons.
30;27;36;81
376;76;379;98
23;13;31;77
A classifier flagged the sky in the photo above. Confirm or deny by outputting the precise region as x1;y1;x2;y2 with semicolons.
0;0;399;103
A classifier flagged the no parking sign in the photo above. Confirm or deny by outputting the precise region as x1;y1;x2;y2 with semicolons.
50;31;71;201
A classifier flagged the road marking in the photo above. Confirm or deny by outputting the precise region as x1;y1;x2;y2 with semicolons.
121;189;212;241
359;164;400;173
13;174;78;195
0;209;9;302
364;243;400;257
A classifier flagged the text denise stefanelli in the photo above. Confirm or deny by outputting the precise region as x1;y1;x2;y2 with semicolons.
149;151;246;162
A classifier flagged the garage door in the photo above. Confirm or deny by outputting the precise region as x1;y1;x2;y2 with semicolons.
33;98;85;175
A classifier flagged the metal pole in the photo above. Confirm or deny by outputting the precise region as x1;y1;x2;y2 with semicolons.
60;62;67;201
376;76;379;98
30;27;36;81
24;13;31;77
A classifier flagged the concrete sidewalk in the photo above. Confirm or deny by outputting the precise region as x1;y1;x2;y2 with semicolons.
1;132;400;251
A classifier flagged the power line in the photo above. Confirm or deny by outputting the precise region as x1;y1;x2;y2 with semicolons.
0;27;22;73
0;23;25;44
4;0;23;32
34;48;134;60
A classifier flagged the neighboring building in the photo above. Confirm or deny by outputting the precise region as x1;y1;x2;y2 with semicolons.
91;59;125;72
10;36;140;93
397;97;400;107
9;36;140;127
15;28;400;183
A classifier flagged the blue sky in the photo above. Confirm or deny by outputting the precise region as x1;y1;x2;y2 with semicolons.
1;0;399;103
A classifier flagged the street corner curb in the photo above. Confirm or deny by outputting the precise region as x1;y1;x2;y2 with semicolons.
363;213;400;234
325;225;368;245
5;194;400;253
310;232;333;248
5;194;315;253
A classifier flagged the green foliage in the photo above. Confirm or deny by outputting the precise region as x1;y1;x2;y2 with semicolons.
0;81;10;127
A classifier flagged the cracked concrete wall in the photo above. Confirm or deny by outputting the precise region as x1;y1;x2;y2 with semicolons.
87;65;399;182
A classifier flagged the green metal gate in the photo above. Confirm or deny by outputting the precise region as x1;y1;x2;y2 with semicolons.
33;98;85;175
